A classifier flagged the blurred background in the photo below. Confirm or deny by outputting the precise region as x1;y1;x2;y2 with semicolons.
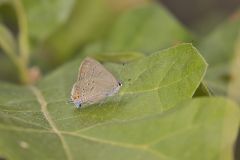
0;0;239;83
0;0;240;159
162;0;240;33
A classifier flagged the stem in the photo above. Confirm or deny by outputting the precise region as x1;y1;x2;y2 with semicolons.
12;0;30;64
5;52;30;84
1;40;30;84
11;0;30;84
17;59;30;84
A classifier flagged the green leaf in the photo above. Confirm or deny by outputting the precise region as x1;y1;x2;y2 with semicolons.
103;4;192;54
22;0;75;40
198;11;240;95
43;0;150;65
82;4;192;60
0;44;210;159
90;51;146;63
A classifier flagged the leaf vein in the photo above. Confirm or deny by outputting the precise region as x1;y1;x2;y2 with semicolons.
29;86;73;160
0;124;52;133
0;110;49;129
62;131;173;160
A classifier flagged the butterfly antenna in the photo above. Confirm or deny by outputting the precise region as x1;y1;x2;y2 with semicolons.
66;99;73;104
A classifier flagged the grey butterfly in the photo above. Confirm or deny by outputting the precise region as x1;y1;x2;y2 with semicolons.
70;57;122;108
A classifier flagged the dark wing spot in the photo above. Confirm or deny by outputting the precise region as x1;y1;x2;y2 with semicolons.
118;81;122;86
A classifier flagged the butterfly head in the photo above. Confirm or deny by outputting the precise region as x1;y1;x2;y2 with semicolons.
74;100;82;108
70;94;82;108
70;83;82;108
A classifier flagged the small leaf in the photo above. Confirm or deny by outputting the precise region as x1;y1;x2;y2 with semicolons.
95;52;145;63
193;82;212;97
0;44;209;159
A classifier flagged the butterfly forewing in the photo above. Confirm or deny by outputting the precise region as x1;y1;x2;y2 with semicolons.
77;57;120;105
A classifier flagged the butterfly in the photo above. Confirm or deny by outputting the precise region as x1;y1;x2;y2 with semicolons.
69;57;122;108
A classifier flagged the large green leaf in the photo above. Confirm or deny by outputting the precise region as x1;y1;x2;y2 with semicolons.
80;4;207;97
0;44;215;159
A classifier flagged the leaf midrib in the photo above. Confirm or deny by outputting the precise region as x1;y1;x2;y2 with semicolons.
29;86;73;160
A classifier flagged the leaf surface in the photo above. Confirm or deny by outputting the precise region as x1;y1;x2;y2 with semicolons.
2;44;233;160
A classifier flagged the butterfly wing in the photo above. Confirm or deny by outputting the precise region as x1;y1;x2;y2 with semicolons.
77;57;120;105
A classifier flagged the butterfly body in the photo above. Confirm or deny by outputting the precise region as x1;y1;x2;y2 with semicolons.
70;57;122;108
